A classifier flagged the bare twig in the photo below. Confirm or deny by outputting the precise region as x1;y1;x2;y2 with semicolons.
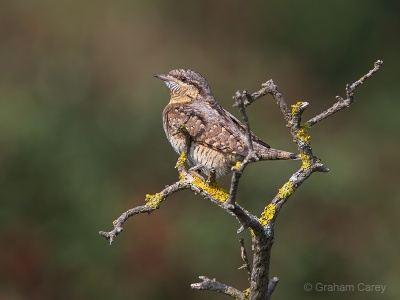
99;181;187;245
227;90;260;205
234;90;255;151
238;238;252;283
227;150;259;206
266;277;279;300
191;276;245;300
306;60;383;126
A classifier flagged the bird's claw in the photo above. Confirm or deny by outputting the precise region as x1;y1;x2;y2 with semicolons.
188;165;206;181
206;168;217;186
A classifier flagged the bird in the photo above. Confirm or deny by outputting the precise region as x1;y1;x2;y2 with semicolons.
154;69;299;179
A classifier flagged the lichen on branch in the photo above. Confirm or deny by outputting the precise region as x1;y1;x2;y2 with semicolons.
278;181;294;199
191;175;229;202
145;193;163;209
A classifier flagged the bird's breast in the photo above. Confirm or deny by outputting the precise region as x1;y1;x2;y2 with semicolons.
163;105;190;155
189;143;240;177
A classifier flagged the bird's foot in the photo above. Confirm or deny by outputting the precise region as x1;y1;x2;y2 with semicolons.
188;166;218;186
206;168;217;186
188;165;206;181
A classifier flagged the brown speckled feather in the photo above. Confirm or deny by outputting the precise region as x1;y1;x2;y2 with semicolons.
157;68;298;178
166;101;249;156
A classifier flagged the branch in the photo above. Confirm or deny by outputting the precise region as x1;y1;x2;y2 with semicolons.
264;61;384;216
99;181;186;245
99;156;265;244
238;238;252;283
306;60;383;126
244;61;381;300
99;60;383;300
191;276;245;300
267;277;279;299
227;90;260;205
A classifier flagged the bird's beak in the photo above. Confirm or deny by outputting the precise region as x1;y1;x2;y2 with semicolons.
153;73;170;81
154;73;181;93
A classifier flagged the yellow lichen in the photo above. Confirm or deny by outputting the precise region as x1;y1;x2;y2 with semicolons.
291;101;305;115
278;181;294;199
175;152;187;169
297;126;311;145
233;161;241;171
249;228;255;237
300;153;311;169
291;103;312;145
191;175;229;202
145;193;163;209
175;152;188;181
243;288;250;299
179;173;186;182
260;203;276;226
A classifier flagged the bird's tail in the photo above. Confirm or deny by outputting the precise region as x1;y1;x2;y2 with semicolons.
258;148;300;161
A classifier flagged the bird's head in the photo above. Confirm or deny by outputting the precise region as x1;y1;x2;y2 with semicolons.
154;69;213;103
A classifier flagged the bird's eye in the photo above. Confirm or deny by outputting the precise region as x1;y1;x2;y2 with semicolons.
180;76;187;82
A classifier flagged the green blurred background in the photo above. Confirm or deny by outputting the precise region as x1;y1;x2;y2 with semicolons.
1;0;399;299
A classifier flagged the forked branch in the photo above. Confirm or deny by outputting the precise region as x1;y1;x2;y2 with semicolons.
99;60;383;300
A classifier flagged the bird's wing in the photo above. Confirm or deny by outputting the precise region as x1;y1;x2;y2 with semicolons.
223;109;271;149
183;103;249;156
